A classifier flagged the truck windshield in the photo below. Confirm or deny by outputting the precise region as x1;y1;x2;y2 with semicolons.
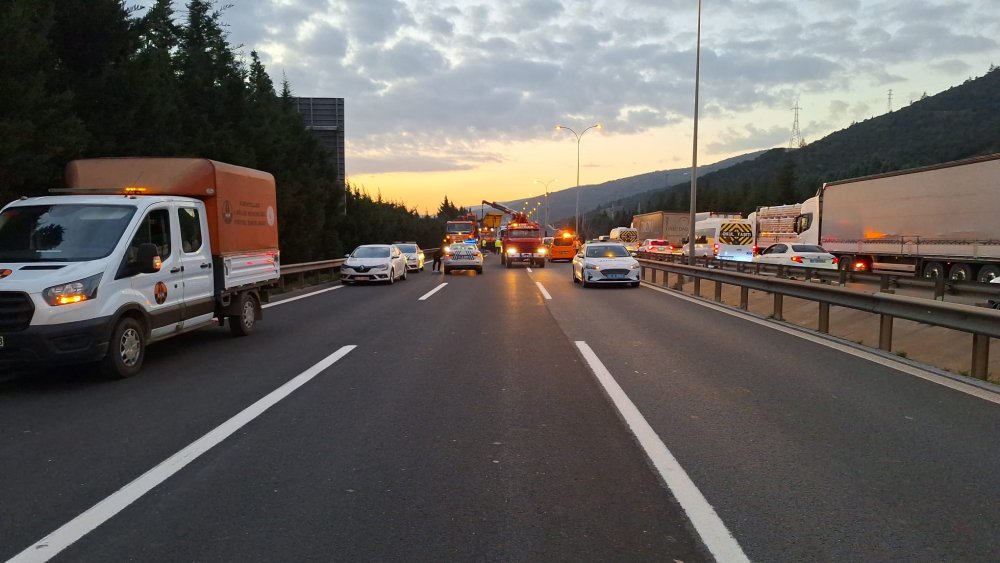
0;204;136;262
446;222;474;233
508;229;539;238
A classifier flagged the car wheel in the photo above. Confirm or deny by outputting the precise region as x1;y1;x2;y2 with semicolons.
388;268;395;284
229;292;258;337
977;265;1000;283
101;316;145;378
476;266;483;274
922;261;945;279
948;263;972;282
401;267;407;281
631;281;640;288
444;267;450;275
572;269;579;284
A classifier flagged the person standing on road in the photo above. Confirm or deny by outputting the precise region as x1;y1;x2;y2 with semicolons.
494;238;502;256
432;243;445;272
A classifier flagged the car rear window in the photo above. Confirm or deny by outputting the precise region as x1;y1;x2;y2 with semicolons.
649;240;668;246
791;245;827;253
553;238;575;246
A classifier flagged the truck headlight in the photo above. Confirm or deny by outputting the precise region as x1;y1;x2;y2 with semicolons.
507;247;518;255
43;273;103;306
538;247;547;255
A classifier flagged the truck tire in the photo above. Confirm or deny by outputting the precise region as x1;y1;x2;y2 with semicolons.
977;265;1000;283
538;260;545;268
506;260;512;269
838;255;853;271
922;261;945;279
102;317;145;378
948;263;972;282
229;292;258;337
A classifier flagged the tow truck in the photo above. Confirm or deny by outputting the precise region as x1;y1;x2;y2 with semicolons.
482;201;546;268
444;212;479;245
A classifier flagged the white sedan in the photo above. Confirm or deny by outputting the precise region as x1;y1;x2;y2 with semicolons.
753;243;838;269
443;243;484;275
393;242;425;272
572;243;641;288
638;239;676;254
341;244;408;284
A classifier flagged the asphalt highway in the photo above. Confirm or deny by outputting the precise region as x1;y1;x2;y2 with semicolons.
2;254;998;562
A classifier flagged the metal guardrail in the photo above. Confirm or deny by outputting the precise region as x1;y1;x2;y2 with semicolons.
636;252;1000;301
638;258;1000;380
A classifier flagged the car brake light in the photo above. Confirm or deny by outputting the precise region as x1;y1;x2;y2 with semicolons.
832;257;839;265
790;256;803;263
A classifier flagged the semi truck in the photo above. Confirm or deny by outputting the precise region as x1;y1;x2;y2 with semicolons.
791;153;1000;281
747;203;801;250
632;211;691;249
0;157;280;377
482;200;546;268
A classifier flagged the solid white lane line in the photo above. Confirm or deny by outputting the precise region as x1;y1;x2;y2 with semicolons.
575;341;751;563
526;268;533;273
262;285;344;309
536;281;552;300
642;282;1000;405
10;345;357;563
418;283;448;301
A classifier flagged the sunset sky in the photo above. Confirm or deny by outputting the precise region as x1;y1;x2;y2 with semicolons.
215;0;998;213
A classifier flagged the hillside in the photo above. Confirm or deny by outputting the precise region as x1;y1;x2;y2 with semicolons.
580;67;1000;236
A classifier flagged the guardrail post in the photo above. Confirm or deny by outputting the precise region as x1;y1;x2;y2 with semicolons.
279;274;286;291
714;280;723;302
934;275;945;300
693;276;701;297
740;287;749;310
755;262;761;276
879;314;893;351
971;333;990;380
879;274;891;293
818;302;830;333
673;272;685;290
838;267;847;286
773;293;783;320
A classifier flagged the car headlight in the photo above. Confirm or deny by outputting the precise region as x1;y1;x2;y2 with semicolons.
584;263;600;270
43;273;103;306
371;264;388;271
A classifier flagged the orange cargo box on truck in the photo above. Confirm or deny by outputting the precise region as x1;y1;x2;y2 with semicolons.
64;157;279;256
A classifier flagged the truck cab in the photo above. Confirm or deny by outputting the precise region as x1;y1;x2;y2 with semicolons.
0;158;280;378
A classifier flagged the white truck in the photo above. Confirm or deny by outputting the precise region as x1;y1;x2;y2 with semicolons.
0;158;280;377
609;227;640;254
791;153;1000;281
747;203;801;250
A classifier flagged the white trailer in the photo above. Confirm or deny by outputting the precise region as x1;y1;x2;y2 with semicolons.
793;153;1000;281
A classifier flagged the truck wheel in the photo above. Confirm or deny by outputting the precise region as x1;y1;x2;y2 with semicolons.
977;265;1000;283
838;255;853;271
506;259;512;269
102;317;145;378
538;260;546;268
948;263;972;282
922;261;945;279
229;292;258;337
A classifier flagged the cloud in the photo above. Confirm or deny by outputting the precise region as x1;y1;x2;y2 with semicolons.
214;0;1000;175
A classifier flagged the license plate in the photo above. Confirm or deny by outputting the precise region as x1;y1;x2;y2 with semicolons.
607;274;625;280
810;259;826;263
356;276;369;281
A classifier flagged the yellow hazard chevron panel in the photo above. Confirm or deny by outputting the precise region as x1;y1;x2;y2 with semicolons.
719;222;753;245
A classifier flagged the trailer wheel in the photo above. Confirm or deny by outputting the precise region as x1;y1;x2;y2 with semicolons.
922;261;945;279
948;263;972;282
229;292;258;337
102;317;145;378
977;265;1000;283
838;255;853;272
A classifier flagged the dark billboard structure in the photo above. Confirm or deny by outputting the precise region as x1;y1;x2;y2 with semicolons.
293;97;345;187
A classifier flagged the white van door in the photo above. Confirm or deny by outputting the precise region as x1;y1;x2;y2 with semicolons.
176;204;215;327
123;206;184;339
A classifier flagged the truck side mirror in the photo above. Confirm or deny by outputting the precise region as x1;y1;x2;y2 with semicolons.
137;243;161;274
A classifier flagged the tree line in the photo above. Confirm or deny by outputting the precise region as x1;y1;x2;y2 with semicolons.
0;0;462;262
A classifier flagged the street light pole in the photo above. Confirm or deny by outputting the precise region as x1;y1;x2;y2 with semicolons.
533;178;556;234
556;123;601;234
687;0;702;265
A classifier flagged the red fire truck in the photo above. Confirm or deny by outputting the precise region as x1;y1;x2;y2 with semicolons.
482;201;546;268
444;213;479;245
